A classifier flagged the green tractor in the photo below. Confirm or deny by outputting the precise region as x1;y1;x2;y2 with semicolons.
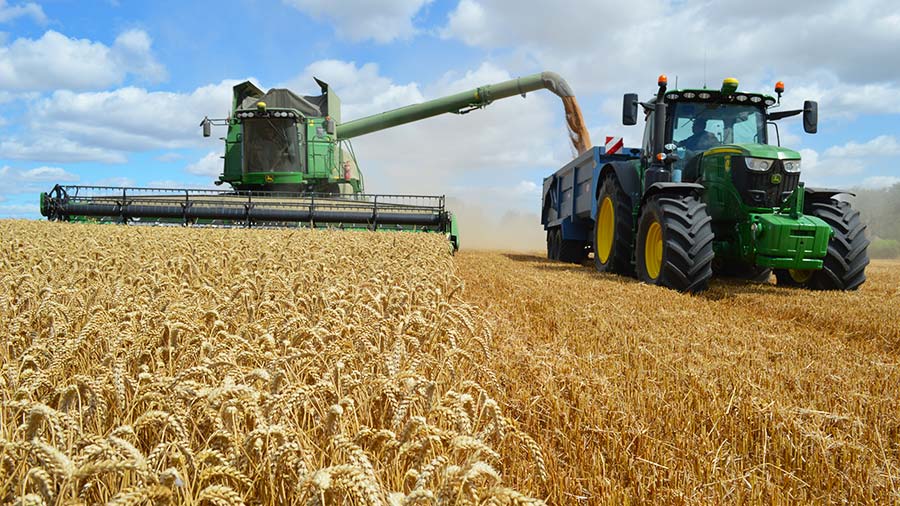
542;75;869;292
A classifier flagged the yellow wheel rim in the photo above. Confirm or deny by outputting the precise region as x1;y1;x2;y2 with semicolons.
644;221;663;280
596;197;615;263
788;269;813;283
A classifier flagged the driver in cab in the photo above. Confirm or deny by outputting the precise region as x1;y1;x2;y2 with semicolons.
679;118;719;152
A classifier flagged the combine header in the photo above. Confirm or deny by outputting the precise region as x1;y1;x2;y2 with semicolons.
41;72;591;250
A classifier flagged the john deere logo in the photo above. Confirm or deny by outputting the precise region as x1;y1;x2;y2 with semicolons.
771;173;783;184
264;175;274;183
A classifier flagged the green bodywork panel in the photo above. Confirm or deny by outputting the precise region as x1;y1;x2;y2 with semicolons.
697;143;830;270
751;212;829;269
306;118;336;180
448;213;460;251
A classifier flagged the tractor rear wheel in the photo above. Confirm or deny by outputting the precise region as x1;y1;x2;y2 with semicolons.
593;175;634;274
636;195;715;293
776;199;869;290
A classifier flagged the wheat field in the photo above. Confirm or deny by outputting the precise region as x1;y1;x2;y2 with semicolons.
0;222;545;505
456;252;900;504
1;220;899;505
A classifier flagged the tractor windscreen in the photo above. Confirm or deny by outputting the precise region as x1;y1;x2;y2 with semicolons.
242;117;302;173
670;102;767;151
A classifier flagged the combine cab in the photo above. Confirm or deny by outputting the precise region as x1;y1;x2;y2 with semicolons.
41;72;592;251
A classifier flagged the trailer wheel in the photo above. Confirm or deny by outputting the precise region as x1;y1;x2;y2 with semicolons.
593;175;634;275
559;238;588;264
636;195;714;293
546;228;561;260
776;199;869;290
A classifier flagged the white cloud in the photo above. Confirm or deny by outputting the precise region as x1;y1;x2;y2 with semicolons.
0;165;79;196
283;0;431;43
440;0;900;117
156;152;185;163
19;166;79;182
90;176;134;187
4;79;245;162
800;135;899;186
283;60;424;120
0;138;127;163
185;152;222;177
0;203;38;216
860;176;900;189
823;135;900;158
512;180;540;195
0;29;166;91
0;0;45;24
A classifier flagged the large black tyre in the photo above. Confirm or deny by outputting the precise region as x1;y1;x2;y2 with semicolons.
546;228;560;260
773;268;811;287
636;195;715;293
776;199;869;290
559;238;588;264
715;260;772;283
593;175;634;275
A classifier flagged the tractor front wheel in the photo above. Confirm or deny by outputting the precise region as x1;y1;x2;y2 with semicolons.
775;199;869;290
636;195;715;293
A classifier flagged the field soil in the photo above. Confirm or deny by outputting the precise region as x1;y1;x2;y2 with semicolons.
456;252;900;504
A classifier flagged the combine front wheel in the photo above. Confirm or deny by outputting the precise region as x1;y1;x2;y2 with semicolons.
636;195;715;293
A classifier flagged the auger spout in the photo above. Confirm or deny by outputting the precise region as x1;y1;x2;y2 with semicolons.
336;71;592;154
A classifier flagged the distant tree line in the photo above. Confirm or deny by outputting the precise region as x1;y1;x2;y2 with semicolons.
850;183;900;258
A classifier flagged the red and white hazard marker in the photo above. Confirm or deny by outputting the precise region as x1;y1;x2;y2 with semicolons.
604;136;624;154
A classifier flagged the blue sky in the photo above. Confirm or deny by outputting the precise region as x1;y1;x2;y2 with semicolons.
1;0;898;246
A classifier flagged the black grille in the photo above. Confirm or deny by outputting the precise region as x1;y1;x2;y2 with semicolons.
732;158;800;208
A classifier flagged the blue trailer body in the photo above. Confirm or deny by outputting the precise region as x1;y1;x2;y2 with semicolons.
541;146;641;243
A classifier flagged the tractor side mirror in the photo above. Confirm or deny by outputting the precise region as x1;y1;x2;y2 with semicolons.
623;93;638;126
324;117;336;135
202;117;212;137
803;101;817;134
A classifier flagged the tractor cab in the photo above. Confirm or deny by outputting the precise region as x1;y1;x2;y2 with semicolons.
625;78;817;186
665;93;770;182
605;76;866;292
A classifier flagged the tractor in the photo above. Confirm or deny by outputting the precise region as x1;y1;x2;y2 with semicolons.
542;76;869;292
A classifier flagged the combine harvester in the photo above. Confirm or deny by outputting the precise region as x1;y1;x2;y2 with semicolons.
542;76;869;292
41;72;591;251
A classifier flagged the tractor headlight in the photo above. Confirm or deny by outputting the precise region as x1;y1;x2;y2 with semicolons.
783;160;801;173
745;157;773;172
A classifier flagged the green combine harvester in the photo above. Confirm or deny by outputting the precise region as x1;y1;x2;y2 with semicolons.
40;72;588;251
542;76;869;291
